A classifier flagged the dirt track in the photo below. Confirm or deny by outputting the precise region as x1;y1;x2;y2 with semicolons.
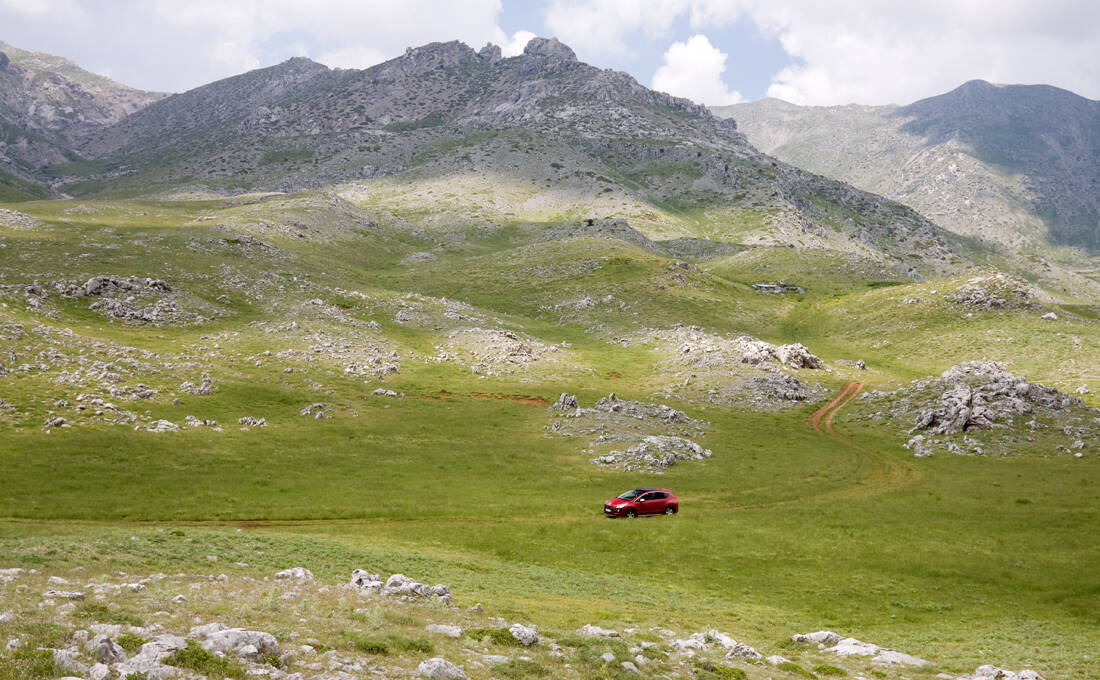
809;381;864;433
806;381;922;501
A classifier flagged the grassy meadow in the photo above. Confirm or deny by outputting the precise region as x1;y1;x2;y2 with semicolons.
1;193;1098;678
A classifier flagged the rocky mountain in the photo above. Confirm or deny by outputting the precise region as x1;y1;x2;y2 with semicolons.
33;37;967;281
0;40;164;196
713;81;1100;254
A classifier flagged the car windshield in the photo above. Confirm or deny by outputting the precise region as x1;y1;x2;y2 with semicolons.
617;489;647;500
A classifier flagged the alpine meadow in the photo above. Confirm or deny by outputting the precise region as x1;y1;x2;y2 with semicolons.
0;22;1098;680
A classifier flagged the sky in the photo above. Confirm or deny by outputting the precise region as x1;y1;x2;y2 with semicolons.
2;0;1098;107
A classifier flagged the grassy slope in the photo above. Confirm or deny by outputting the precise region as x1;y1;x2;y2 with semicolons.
0;195;1097;678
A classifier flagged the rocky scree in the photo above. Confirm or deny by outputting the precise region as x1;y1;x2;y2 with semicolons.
859;361;1098;457
548;393;711;471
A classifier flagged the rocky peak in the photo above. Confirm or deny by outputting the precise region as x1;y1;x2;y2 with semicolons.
400;41;478;72
523;37;577;61
0;51;8;70
477;43;502;64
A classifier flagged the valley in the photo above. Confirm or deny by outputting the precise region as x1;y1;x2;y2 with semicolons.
0;35;1097;680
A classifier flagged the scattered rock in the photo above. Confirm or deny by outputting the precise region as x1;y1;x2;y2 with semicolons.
238;416;267;428
864;361;1098;457
382;574;452;604
92;636;126;663
43;590;85;600
793;631;929;667
275;567;314;583
299;402;332;418
146;419;179;433
427;624;463;638
791;631;842;646
349;569;383;591
417;657;468;680
0;209;42;230
590;435;711;472
577;624;619;638
553;393;579;410
509;623;538;646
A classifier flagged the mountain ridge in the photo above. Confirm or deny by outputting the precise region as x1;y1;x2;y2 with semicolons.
715;80;1100;254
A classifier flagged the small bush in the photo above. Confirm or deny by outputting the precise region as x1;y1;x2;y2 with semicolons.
694;658;748;680
346;633;433;656
125;673;152;680
164;639;246;679
0;648;59;680
777;661;817;678
466;627;522;647
812;664;848;676
492;658;551;678
116;632;148;654
386;634;433;654
76;601;143;626
258;652;282;668
347;634;389;654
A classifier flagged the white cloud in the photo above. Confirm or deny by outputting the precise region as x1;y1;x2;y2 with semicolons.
317;45;387;70
544;0;1100;104
545;0;690;58
0;0;533;92
501;30;537;57
652;34;742;105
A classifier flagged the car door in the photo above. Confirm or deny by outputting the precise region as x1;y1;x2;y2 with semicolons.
651;491;668;512
636;492;655;515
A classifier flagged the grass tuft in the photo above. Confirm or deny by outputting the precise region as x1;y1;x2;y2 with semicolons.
164;639;247;679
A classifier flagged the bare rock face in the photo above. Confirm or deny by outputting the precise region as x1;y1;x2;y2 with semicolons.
477;43;502;64
861;361;1098;457
523;37;577;61
552;393;578;410
590;435;711;472
417;657;468;680
912;362;1089;436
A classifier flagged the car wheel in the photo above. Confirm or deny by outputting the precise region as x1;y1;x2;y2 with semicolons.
664;506;676;515
625;509;637;518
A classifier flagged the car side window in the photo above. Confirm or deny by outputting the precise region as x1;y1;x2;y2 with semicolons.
654;492;667;499
637;493;651;501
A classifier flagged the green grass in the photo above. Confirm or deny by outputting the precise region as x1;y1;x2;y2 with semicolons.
694;659;748;680
492;658;552;678
0;648;59;680
164;640;247;679
346;633;433;655
116;632;148;654
0;194;1097;679
75;601;144;626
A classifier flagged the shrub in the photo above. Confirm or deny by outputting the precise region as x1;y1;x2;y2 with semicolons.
0;648;59;680
812;664;848;676
694;658;748;680
466;627;523;647
116;632;148;654
164;640;246;679
346;633;433;656
76;601;143;626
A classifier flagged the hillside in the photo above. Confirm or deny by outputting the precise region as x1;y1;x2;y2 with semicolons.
714;82;1100;256
0;37;1098;680
0;41;165;197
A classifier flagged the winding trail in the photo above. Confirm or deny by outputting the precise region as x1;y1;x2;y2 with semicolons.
804;381;922;501
809;381;864;433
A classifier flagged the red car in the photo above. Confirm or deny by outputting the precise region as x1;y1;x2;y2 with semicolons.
604;488;678;518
